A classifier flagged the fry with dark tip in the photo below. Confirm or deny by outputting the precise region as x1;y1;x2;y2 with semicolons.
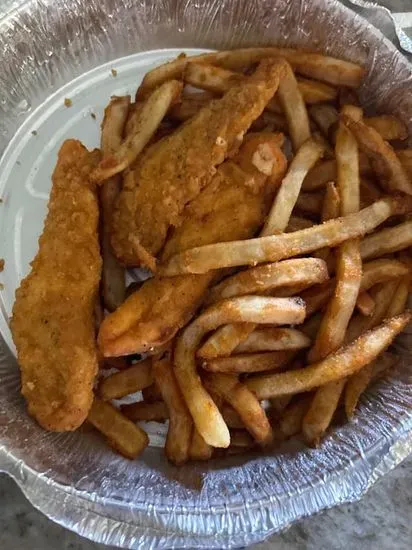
11;140;102;432
98;133;287;357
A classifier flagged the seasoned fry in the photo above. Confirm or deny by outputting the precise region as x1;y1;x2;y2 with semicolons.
206;258;328;305
189;428;213;460
88;397;149;459
365;115;408;141
92;81;182;182
174;296;305;447
99;96;130;311
203;373;273;444
277;61;311;150
234;328;310;353
161;197;411;275
153;356;193;465
202;350;296;374
342;114;412;195
121;400;169;422
98;359;153;400
262;137;325;234
344;353;397;419
356;291;375;316
360;220;412;260
246;313;410;399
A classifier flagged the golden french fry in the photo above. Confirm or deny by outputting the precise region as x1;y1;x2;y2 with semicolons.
246;312;411;399
88;397;149;459
356;291;375;316
153;356;193;465
203;372;273;445
365;115;408;141
189;428;213;460
262;137;325;235
342;114;412;195
360;220;412;260
234;328;311;353
206;257;328;305
92;80;182;182
121;400;169;422
201;350;296;374
161;197;410;275
98;359;153;400
309;104;338;137
277;61;311;151
344;353;397;419
386;276;410;317
174;296;305;447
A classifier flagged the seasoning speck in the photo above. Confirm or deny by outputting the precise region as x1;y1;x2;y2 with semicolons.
0;259;4;272
91;112;96;120
111;68;118;77
64;98;72;108
31;130;37;136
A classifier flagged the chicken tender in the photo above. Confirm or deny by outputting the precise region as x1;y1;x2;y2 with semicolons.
99;133;287;356
11;140;102;432
111;58;286;266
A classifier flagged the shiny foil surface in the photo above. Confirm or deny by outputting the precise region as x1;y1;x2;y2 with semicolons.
0;1;411;548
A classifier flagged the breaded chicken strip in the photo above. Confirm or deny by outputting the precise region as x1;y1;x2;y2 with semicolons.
11;140;102;432
111;58;286;266
99;133;287;356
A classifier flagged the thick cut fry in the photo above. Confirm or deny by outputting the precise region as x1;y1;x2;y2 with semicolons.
92;81;182;182
99;96;130;311
246;313;410;399
88;398;149;459
365;115;408;141
112;60;287;265
234;328;311;353
98;359;153;400
202;350;296;374
99;134;287;356
342;114;412;195
189;428;213;460
206;258;328;305
174;296;305;447
136;48;364;98
309;104;338;137
360;220;412;260
203;373;273;444
277;61;311;151
262;137;325;235
121;400;168;422
153;357;193;465
302;380;345;445
161;197;410;275
344;353;397;419
356;291;375;316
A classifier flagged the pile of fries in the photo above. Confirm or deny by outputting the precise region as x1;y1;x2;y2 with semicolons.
87;48;411;464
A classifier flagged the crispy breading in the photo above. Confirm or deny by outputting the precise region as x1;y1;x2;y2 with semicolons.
110;58;286;266
98;133;287;356
11;140;102;432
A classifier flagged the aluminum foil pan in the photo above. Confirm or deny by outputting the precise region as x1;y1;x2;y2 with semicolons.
0;0;411;548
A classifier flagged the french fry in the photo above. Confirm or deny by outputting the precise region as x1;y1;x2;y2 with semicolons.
365;115;408;141
344;353;397;419
91;80;182;182
153;356;193;465
203;372;273;444
356;291;375;316
246;312;411;399
342;114;412;195
189;428;213;460
99;96;130;311
174;296;305;447
121;400;169;422
201;350;296;374
277;61;311;151
161;197;411;275
309;104;338;138
206;258;329;305
88;397;149;459
136;48;364;99
262;137;325;235
360;220;412;260
98;359;153;400
234;328;311;353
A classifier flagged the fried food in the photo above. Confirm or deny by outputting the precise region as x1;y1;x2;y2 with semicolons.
98;133;287;356
11;140;102;432
111;59;286;266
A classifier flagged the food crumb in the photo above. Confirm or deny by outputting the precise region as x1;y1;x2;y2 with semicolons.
31;130;37;136
90;112;96;120
0;259;4;272
64;98;72;108
111;68;117;77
